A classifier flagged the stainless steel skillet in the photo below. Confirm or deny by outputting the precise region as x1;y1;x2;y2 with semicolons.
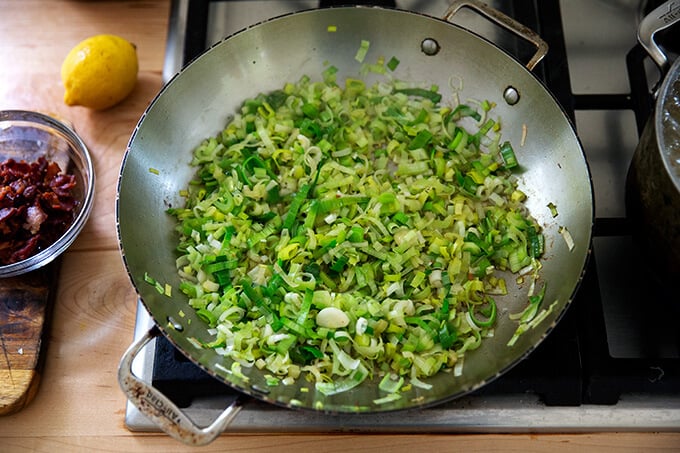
116;1;593;445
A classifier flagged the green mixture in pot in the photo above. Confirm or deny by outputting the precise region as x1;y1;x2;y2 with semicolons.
167;68;544;398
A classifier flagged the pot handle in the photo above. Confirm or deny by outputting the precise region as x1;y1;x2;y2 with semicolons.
444;0;548;72
118;326;243;446
638;0;680;73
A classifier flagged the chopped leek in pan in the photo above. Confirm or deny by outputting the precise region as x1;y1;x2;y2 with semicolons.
167;68;547;396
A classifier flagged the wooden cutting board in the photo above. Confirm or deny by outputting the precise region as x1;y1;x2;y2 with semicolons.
0;261;59;415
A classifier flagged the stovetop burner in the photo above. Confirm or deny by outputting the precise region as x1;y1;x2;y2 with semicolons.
126;0;680;433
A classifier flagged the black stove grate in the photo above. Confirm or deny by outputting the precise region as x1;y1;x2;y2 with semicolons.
151;0;680;410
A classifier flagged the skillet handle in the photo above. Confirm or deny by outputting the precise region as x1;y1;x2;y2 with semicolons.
444;0;548;72
638;0;680;73
118;326;243;446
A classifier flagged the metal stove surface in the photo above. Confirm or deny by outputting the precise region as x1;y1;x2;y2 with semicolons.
126;0;680;433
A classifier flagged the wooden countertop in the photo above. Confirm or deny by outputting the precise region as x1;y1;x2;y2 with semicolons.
0;1;678;451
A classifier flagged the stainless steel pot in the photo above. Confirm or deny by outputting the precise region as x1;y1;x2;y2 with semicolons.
627;0;680;281
116;1;593;445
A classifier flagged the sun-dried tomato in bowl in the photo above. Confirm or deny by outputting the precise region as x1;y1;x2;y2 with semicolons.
0;156;78;265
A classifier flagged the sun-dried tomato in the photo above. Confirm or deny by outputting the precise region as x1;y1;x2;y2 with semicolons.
0;156;78;265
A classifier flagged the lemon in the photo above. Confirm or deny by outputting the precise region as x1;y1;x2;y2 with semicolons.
61;34;138;110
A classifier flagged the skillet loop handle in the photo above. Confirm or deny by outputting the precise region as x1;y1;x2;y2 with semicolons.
118;326;243;446
638;0;680;74
444;0;548;72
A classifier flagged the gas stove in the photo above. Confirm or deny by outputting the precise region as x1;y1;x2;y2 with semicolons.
125;0;680;433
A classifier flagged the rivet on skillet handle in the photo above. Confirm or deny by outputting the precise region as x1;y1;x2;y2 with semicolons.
118;326;243;446
637;0;680;87
445;0;549;72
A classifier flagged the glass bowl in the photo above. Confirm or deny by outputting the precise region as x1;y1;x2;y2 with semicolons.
0;110;95;277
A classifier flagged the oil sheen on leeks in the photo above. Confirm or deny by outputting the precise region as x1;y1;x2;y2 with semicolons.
165;65;546;402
